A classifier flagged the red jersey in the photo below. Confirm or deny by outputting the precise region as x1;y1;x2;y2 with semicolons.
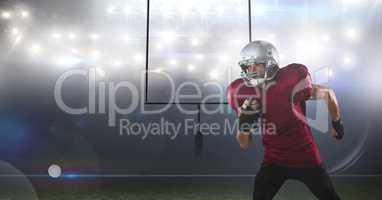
227;63;322;167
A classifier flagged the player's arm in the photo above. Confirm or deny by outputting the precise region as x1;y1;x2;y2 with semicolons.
236;99;261;149
236;127;252;150
311;84;345;140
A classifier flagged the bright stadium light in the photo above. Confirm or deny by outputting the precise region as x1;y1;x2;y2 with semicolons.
123;6;131;15
155;42;163;50
134;53;144;64
197;6;209;16
169;59;177;66
20;10;29;19
112;59;122;67
54;56;65;65
160;30;176;44
52;32;63;40
11;27;20;35
29;43;42;55
187;64;195;71
194;54;204;61
90;33;100;41
218;54;229;63
160;5;172;17
1;11;12;19
343;56;353;65
91;49;101;58
14;35;23;44
209;70;220;80
122;34;130;43
342;55;356;70
345;28;359;40
215;5;225;16
236;5;246;15
327;68;334;78
190;37;200;46
321;34;331;42
68;32;77;40
254;4;266;16
70;48;79;54
107;6;115;14
296;40;304;47
178;2;192;16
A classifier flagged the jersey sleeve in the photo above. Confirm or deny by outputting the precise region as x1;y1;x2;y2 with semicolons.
226;83;240;115
293;64;313;102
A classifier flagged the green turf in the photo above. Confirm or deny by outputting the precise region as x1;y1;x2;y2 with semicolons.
3;178;382;200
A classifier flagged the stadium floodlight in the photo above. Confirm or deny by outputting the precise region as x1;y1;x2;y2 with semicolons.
1;11;12;19
178;2;191;16
343;56;353;65
194;54;204;61
14;35;23;44
54;56;65;65
29;43;42;55
321;34;331;42
345;28;359;40
197;6;209;16
218;54;229;63
112;59;122;67
68;32;77;40
11;27;20;35
191;37;200;46
169;59;177;66
122;34;130;43
155;42;163;50
187;64;195;71
327;68;334;78
70;48;79;54
254;4;266;16
91;49;101;58
90;33;100;41
123;6;131;15
160;30;176;44
107;6;115;14
215;5;225;16
236;6;246;15
52;32;63;40
134;53;144;64
342;55;356;71
209;69;220;80
20;11;29;19
160;5;172;17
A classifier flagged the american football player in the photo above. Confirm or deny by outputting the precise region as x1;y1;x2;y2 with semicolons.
227;40;344;200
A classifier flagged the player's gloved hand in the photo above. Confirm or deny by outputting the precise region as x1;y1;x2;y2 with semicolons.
331;118;344;140
238;98;261;133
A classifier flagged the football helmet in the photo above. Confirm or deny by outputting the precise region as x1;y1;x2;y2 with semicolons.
238;40;280;87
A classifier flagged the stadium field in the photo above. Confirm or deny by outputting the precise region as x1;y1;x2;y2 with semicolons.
25;177;382;200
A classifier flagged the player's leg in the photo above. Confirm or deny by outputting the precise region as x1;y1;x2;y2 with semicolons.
253;164;286;200
297;165;341;200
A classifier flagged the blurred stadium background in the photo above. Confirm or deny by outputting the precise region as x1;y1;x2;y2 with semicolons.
0;0;381;199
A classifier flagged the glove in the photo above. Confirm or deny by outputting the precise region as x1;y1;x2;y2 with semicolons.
332;118;344;140
238;98;261;132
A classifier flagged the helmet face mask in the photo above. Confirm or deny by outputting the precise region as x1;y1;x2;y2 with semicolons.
238;41;280;87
